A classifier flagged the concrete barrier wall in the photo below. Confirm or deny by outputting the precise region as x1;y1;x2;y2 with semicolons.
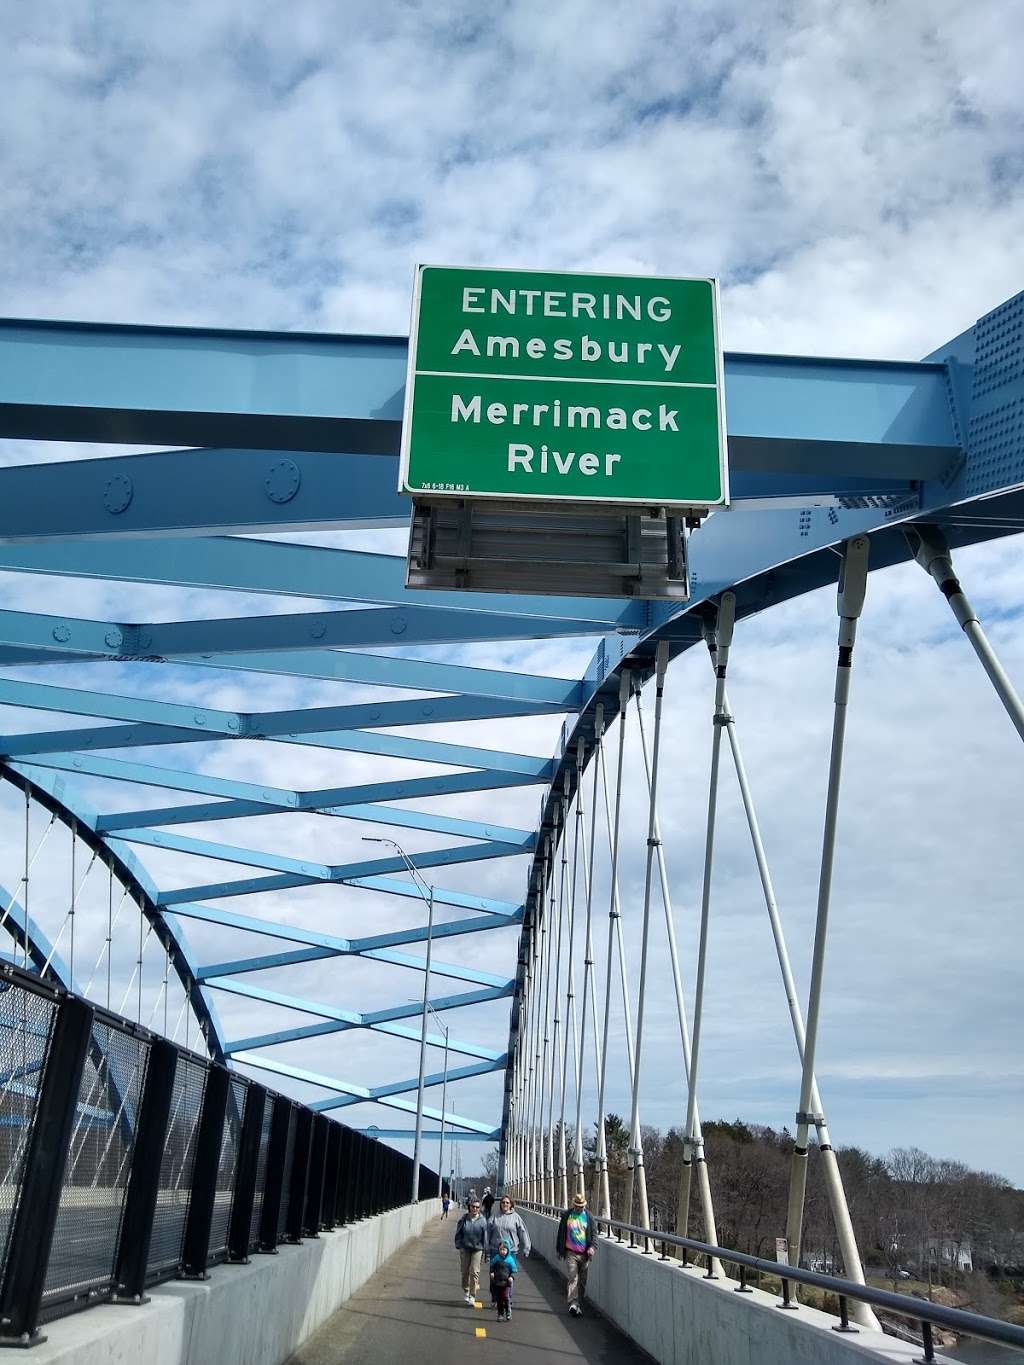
32;1199;440;1365
519;1209;956;1365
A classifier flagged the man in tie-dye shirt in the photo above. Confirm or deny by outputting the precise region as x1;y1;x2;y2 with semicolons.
556;1192;595;1316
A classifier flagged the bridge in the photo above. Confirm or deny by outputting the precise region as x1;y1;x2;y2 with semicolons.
0;288;1022;1362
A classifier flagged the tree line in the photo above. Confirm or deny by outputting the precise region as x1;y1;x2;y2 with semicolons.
568;1118;1023;1313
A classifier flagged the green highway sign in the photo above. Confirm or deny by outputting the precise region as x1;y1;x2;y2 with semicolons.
399;265;728;509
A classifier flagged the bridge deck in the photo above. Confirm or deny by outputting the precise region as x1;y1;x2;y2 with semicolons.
289;1214;650;1363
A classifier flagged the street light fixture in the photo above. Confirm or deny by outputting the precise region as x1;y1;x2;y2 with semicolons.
362;835;435;1204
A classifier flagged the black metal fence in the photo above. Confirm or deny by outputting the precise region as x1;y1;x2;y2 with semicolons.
0;963;436;1347
521;1201;1024;1361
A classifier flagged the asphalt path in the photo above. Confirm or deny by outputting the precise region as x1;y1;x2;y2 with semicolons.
289;1215;649;1364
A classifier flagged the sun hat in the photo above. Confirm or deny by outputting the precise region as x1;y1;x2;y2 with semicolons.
572;1192;586;1207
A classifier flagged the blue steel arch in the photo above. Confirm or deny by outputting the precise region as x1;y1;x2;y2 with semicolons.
0;285;1019;1151
0;765;226;1059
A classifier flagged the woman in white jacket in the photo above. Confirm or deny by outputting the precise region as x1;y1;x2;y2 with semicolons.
487;1194;532;1258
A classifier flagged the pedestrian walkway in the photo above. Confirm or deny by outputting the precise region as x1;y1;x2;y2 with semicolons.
288;1215;650;1363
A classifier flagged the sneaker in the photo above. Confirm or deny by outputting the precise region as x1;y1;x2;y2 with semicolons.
464;1291;472;1303
505;1308;512;1321
569;1303;580;1317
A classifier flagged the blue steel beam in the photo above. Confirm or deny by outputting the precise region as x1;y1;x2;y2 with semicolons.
0;537;626;629
369;1058;504;1100
139;838;525;906
110;808;529;851
97;795;535;846
4;724;556;779
206;976;508;1054
194;939;512;990
167;899;518;964
18;754;543;813
0;676;566;733
225;1017;502;1061
344;875;519;918
0;602;603;659
193;915;518;984
229;1050;492;1133
0;314;956;467
0;444;940;542
0;317;407;450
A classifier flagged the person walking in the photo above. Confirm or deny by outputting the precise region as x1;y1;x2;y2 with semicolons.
454;1196;488;1303
441;1193;451;1220
556;1192;595;1317
481;1186;495;1218
487;1194;532;1259
489;1238;518;1322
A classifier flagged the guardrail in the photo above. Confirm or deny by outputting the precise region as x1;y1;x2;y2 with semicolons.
0;962;436;1347
520;1200;1024;1361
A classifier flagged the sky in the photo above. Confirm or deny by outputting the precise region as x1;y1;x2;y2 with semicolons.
1;0;1023;1186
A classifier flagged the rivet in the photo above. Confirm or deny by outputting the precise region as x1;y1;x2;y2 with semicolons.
193;713;207;725
52;623;71;643
310;619;326;640
390;617;407;636
105;629;121;649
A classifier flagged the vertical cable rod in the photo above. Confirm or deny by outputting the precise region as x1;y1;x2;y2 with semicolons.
558;742;585;1208
785;536;871;1299
634;687;719;1263
573;707;604;1200
539;813;559;1205
594;671;631;1218
909;525;1024;739
624;641;670;1238
704;640;872;1315
679;592;735;1250
545;791;569;1205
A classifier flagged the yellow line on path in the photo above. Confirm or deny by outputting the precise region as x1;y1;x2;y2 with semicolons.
474;1300;483;1309
475;1327;487;1338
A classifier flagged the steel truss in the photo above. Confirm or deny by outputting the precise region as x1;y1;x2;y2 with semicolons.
0;289;1022;1186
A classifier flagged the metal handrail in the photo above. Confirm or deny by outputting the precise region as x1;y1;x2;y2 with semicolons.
519;1200;1024;1359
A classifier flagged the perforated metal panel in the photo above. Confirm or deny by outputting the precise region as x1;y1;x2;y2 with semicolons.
207;1077;245;1263
276;1107;296;1241
965;290;1024;497
248;1099;273;1250
146;1054;208;1279
0;980;56;1269
40;1022;149;1320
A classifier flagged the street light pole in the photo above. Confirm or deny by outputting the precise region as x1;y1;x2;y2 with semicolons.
426;1001;449;1200
362;836;435;1204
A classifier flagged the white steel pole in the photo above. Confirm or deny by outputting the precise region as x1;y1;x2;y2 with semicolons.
558;769;582;1210
680;592;735;1256
909;525;1024;741
411;882;435;1203
530;844;552;1201
437;1019;449;1200
594;671;631;1218
625;642;670;1238
786;536;870;1280
705;651;874;1320
634;691;720;1266
546;797;570;1206
573;713;603;1201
